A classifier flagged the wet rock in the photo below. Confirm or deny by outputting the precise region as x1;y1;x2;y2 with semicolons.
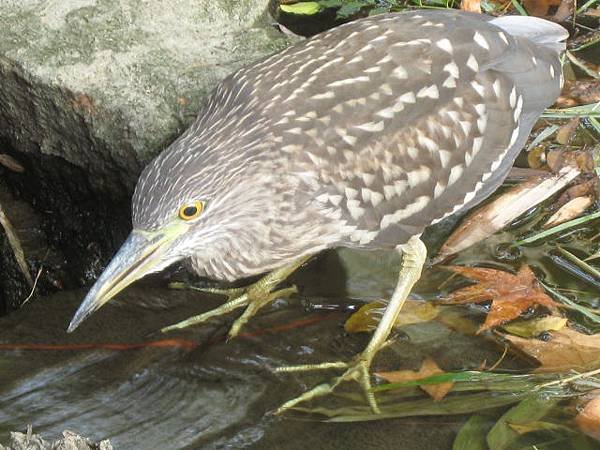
0;0;291;194
0;430;113;450
0;0;293;311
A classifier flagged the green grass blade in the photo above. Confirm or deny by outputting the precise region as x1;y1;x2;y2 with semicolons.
541;282;600;324
514;210;600;246
510;0;528;15
542;102;600;119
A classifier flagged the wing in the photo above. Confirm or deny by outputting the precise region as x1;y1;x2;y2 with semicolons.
248;10;565;247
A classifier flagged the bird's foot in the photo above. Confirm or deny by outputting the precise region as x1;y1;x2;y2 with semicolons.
275;352;380;414
161;256;311;338
161;282;297;338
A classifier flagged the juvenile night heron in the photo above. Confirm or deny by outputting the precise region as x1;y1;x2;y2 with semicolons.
68;10;567;413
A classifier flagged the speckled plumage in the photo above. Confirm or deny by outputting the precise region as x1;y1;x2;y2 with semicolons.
132;10;566;281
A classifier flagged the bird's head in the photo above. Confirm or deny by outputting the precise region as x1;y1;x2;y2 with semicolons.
67;134;256;332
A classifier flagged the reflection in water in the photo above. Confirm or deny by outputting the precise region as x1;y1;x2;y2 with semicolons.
0;241;550;449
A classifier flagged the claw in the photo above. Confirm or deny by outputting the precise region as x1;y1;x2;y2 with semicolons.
274;356;379;414
228;286;297;339
162;256;311;335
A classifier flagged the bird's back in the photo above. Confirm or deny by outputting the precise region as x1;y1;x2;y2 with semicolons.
230;10;567;249
165;10;566;263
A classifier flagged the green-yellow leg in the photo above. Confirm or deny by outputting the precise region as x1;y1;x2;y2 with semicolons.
161;255;312;339
275;236;427;414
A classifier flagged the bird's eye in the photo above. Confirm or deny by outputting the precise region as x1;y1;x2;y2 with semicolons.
178;201;204;221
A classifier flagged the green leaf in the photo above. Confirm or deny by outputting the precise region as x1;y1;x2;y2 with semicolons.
525;125;559;152
486;396;560;450
318;0;344;7
280;2;322;15
453;415;491;450
514;210;600;246
577;0;600;13
337;1;366;18
302;391;527;422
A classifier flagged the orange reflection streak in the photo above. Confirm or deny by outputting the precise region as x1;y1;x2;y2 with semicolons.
0;312;342;352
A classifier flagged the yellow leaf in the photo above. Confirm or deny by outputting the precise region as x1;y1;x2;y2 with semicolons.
280;2;321;15
503;327;600;372
345;300;438;333
502;316;567;338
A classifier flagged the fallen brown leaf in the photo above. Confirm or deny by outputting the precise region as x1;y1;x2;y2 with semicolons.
557;80;600;107
555;117;580;145
543;195;594;228
557;179;598;206
585;7;600;17
523;0;561;16
461;0;481;13
546;149;595;173
503;327;600;372
376;357;453;401
576;394;600;440
553;0;574;21
441;265;560;333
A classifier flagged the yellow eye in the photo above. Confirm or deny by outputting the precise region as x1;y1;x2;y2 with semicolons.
178;201;204;221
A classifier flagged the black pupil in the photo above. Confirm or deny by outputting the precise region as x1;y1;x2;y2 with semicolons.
183;206;198;217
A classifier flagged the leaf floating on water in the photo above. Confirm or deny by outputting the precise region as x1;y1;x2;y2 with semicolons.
344;299;438;333
502;315;567;338
441;265;560;333
502;327;600;372
376;357;454;401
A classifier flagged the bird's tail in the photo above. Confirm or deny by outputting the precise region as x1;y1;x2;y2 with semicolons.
490;15;568;53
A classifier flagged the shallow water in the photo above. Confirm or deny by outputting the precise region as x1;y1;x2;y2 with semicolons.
0;245;506;449
0;238;596;449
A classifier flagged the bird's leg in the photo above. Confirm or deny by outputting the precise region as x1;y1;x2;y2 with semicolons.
275;236;427;414
161;255;312;338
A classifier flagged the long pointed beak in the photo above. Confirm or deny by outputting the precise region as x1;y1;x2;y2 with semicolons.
67;224;187;332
